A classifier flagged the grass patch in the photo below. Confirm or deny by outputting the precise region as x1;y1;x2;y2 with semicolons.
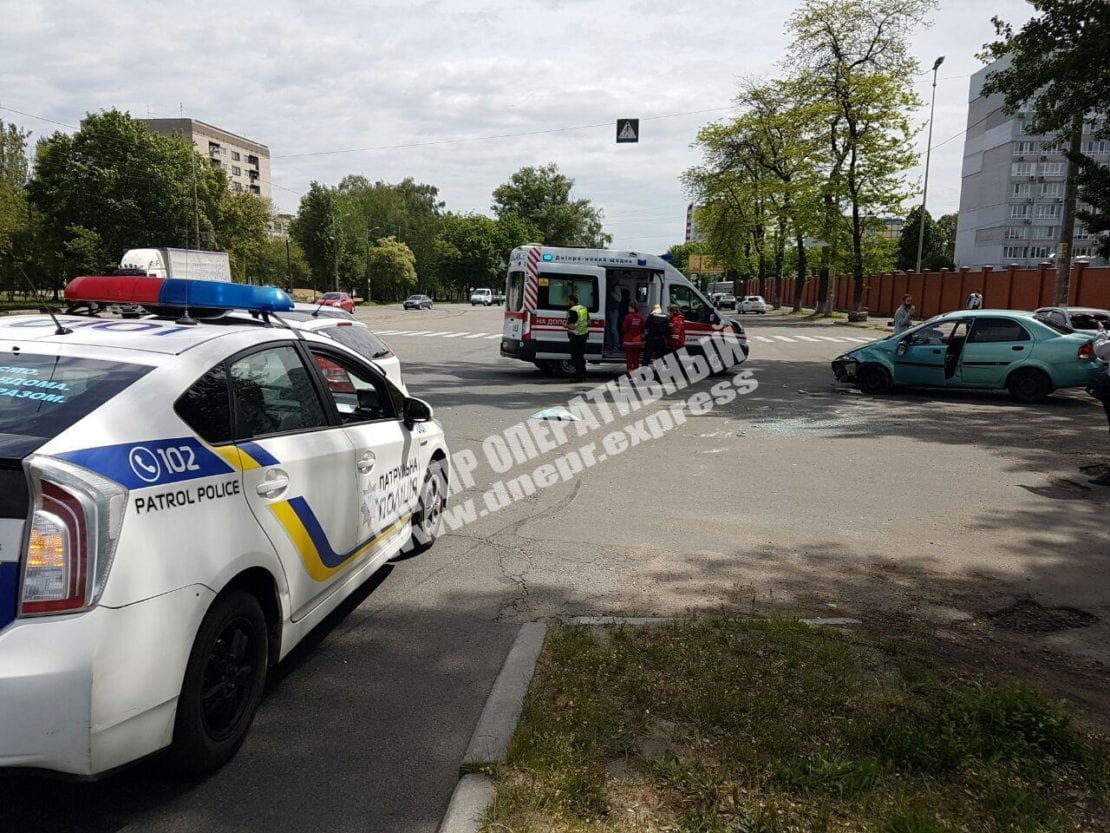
483;618;1108;833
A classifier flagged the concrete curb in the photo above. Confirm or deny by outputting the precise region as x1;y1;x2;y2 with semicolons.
437;622;547;833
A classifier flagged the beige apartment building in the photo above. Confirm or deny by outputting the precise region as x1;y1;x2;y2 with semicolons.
141;118;271;201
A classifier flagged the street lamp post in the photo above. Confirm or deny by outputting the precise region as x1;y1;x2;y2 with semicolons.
916;55;945;274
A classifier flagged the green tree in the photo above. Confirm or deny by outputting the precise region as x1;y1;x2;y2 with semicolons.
934;212;957;267
28;110;225;283
980;0;1110;303
492;164;611;247
290;182;343;292
366;236;417;301
249;237;310;288
335;176;444;296
897;206;938;271
0;120;33;296
433;212;540;297
788;0;933;309
665;240;708;275
217;192;272;282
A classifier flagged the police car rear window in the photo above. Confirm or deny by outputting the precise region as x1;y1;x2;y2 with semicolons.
0;354;151;440
320;324;393;359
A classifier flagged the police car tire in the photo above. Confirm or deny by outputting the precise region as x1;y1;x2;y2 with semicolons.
171;590;269;774
409;461;447;555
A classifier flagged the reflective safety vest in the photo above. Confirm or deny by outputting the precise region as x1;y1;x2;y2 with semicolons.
570;304;589;336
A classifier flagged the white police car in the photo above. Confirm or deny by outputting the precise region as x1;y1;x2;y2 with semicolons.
0;277;449;776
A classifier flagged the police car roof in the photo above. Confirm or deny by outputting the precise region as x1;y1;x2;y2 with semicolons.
0;313;292;357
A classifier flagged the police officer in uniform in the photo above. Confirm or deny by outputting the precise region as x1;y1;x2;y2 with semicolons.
565;293;589;381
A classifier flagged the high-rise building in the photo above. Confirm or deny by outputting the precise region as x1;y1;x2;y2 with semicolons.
955;56;1104;268
685;203;704;243
141;118;271;201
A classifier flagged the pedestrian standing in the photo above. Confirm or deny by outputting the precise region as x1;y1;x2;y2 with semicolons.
642;303;670;368
565;293;590;381
667;303;687;353
1089;324;1110;487
893;294;915;335
604;285;621;352
621;300;645;372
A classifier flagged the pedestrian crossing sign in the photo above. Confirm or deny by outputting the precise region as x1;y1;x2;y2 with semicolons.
616;119;639;143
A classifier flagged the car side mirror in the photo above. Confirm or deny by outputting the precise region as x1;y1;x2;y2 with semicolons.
403;396;434;426
896;340;908;356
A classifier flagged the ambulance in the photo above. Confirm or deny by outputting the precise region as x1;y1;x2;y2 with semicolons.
499;246;749;375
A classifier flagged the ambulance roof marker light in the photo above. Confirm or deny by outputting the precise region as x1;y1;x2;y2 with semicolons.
542;253;553;261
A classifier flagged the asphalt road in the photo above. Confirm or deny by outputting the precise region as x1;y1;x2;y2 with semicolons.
2;303;1108;832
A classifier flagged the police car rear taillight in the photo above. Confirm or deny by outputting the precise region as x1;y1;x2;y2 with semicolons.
19;457;128;617
20;482;88;615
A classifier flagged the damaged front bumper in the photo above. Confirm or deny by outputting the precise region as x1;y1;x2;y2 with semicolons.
832;355;858;383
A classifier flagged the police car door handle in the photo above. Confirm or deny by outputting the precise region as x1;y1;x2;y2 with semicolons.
356;452;376;474
256;470;289;498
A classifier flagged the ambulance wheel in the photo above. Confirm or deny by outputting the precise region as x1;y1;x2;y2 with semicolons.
171;590;268;774
553;359;576;378
408;461;447;555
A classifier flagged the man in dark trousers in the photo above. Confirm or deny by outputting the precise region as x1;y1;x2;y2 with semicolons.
642;303;670;369
565;293;590;381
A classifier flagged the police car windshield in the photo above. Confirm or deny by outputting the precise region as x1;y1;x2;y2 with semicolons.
0;354;151;442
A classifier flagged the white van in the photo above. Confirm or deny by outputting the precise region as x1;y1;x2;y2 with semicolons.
500;246;749;376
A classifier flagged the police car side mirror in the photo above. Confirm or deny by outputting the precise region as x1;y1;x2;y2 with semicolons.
403;396;433;426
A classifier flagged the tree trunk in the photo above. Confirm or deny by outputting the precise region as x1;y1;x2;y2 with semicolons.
1056;115;1084;306
817;191;835;313
793;232;806;312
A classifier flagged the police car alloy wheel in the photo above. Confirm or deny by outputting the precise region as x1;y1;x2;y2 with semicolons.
171;590;269;773
408;460;446;554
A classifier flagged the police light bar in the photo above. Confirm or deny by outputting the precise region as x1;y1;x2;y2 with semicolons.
65;276;294;313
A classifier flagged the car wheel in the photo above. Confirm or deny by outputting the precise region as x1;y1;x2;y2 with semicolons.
857;364;894;395
170;590;269;774
1007;368;1052;404
407;461;447;555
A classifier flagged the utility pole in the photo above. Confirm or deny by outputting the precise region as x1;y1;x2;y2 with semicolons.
915;56;944;274
285;237;292;290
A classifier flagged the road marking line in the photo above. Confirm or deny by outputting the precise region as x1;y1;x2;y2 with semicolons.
844;336;871;342
484;334;501;340
442;332;469;338
753;335;773;342
816;336;847;342
425;331;453;337
794;335;822;342
404;330;432;335
375;330;399;334
465;333;489;338
773;335;797;342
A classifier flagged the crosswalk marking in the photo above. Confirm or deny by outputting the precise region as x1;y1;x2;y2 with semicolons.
795;335;823;342
484;334;501;340
425;331;453;337
405;330;432;336
816;336;846;342
465;333;489;338
773;335;796;342
442;332;468;338
753;335;773;343
843;336;872;343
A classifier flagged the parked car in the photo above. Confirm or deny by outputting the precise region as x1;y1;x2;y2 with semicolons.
470;288;494;306
713;292;737;310
832;310;1100;403
1033;306;1110;333
404;294;433;310
739;295;768;314
288;302;356;320
315;291;355;314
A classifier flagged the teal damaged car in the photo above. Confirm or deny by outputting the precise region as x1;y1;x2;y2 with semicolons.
831;310;1100;404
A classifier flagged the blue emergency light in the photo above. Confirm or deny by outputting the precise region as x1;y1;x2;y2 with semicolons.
65;276;295;313
542;253;553;261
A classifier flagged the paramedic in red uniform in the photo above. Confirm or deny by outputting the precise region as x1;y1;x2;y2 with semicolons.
621;300;645;372
667;303;687;354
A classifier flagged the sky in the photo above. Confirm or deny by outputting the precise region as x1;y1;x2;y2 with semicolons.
0;0;1035;252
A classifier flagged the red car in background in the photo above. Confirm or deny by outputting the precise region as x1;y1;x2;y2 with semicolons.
317;291;355;313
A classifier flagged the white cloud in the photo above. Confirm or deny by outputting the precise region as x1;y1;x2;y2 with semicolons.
0;0;1034;250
